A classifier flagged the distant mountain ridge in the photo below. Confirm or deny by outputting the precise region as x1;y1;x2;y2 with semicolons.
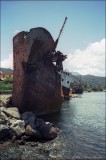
0;68;13;73
76;74;105;88
0;68;105;88
71;72;81;76
66;72;105;88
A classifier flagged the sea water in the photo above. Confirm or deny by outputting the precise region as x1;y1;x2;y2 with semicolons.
42;92;105;159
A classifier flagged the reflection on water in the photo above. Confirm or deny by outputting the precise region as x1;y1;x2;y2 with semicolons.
40;92;106;159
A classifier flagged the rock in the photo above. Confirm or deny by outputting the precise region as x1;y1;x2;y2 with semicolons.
45;121;53;126
6;96;13;107
21;112;36;126
0;124;11;140
38;123;59;140
16;139;25;145
1;107;20;119
0;97;12;108
0;111;8;124
21;135;30;141
25;125;36;136
35;118;45;129
0;111;8;120
0;100;6;107
25;124;42;140
11;135;17;142
50;126;60;135
21;112;36;121
10;119;25;137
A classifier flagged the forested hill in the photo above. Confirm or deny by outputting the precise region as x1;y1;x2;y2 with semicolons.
0;68;105;88
73;74;105;89
81;75;105;87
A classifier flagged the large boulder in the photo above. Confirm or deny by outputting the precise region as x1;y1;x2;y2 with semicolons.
0;124;11;140
35;118;45;129
9;119;25;137
21;112;37;126
0;100;6;107
25;124;42;139
0;111;8;125
1;107;20;119
38;123;59;140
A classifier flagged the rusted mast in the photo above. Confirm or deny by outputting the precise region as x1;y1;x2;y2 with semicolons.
54;17;68;50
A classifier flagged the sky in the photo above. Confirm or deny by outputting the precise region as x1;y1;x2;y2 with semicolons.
1;0;105;77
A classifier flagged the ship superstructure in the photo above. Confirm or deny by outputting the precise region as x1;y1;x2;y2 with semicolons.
59;70;83;99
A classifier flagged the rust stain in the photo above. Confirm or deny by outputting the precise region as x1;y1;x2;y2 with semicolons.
12;27;67;115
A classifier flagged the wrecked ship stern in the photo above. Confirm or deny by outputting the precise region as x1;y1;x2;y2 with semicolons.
12;27;67;115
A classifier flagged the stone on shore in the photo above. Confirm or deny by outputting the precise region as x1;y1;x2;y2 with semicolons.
38;123;59;140
0;100;7;107
0;111;8;124
21;112;37;126
35;118;45;129
0;105;59;141
25;124;42;139
0;124;11;140
1;107;20;119
9;119;25;137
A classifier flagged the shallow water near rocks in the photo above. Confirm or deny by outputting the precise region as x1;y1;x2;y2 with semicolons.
41;92;106;159
0;92;105;159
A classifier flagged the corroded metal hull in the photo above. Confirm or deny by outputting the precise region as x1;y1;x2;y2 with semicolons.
12;28;63;115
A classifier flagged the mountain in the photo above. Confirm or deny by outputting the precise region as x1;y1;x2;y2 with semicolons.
0;68;105;88
71;72;105;87
71;72;81;76
76;74;106;88
0;68;13;73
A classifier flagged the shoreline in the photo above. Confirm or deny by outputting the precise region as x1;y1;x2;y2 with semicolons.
0;95;61;160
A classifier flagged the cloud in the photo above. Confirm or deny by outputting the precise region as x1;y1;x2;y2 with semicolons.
64;39;105;77
1;53;13;69
1;39;105;77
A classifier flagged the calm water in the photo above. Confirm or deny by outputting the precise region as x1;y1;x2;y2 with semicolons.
42;92;106;159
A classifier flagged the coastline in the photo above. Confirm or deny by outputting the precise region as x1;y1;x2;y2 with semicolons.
0;94;63;160
0;92;105;159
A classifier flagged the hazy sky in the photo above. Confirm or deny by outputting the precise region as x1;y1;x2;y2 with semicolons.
1;1;105;76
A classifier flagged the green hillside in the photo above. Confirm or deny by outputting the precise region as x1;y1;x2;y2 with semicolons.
0;68;105;93
75;74;106;91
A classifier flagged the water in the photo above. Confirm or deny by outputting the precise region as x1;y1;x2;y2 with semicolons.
42;92;106;159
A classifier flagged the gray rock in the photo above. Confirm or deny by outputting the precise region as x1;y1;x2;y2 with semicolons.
49;126;60;135
8;118;17;126
10;119;25;137
0;111;8;124
0;124;10;140
1;107;20;119
0;100;6;107
35;118;45;129
25;124;42;139
21;112;36;121
21;112;36;126
45;121;53;126
38;123;59;140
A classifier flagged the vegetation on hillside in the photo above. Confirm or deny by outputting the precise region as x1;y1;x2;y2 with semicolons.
83;83;105;92
0;77;13;94
0;75;105;94
75;75;106;92
70;81;105;92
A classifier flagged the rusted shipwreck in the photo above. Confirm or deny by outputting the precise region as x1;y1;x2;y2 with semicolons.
12;18;67;115
59;70;83;100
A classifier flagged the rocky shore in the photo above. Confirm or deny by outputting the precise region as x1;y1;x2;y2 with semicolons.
0;95;65;160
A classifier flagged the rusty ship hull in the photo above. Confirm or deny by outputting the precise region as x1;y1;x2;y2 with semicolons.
12;28;65;115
